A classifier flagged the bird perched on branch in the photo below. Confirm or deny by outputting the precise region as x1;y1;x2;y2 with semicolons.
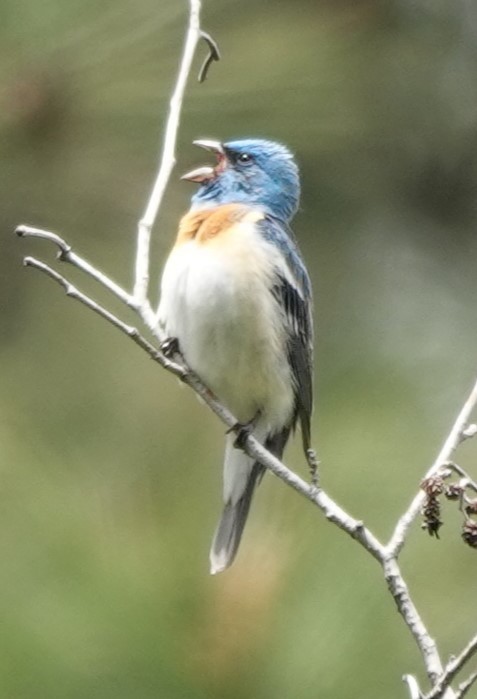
157;138;313;574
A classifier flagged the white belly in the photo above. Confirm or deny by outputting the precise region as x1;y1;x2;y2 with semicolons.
157;225;294;430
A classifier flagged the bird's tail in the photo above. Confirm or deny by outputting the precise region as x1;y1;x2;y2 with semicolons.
209;427;290;575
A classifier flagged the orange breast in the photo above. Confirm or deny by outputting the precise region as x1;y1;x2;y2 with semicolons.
176;204;263;245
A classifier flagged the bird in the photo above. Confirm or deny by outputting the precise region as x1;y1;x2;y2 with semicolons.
157;138;313;574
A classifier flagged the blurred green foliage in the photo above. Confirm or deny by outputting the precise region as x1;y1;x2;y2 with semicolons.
2;0;477;697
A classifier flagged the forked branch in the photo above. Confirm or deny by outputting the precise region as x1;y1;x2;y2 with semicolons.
425;633;477;699
387;380;477;558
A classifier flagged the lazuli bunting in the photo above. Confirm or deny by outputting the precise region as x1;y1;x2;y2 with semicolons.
157;138;313;574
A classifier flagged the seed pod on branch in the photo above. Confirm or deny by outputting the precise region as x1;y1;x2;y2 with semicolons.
462;520;477;549
445;483;464;500
464;499;477;516
421;476;445;497
421;496;442;538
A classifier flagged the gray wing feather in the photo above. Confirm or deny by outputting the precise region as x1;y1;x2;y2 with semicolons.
258;215;313;452
272;273;313;451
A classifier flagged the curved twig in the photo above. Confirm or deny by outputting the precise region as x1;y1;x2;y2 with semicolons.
17;225;136;309
403;674;423;699
198;29;220;82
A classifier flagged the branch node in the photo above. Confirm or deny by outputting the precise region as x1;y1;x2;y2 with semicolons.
126;326;140;339
56;247;72;262
309;484;321;499
462;423;477;440
176;368;189;383
198;30;220;82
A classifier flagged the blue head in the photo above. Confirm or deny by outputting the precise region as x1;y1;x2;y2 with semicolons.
182;138;300;222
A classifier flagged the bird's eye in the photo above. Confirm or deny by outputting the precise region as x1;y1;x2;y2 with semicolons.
237;152;252;164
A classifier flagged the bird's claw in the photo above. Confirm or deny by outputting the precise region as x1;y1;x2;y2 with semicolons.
306;448;320;488
227;410;261;450
161;336;180;358
231;422;254;450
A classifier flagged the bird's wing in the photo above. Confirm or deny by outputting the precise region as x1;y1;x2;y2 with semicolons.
258;215;314;452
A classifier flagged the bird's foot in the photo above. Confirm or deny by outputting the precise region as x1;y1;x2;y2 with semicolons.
306;448;320;488
160;336;180;358
228;410;262;450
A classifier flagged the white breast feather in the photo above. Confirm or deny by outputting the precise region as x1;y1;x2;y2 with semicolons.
157;219;295;431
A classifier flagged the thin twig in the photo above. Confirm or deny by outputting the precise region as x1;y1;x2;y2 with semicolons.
198;30;220;82
386;379;477;557
403;674;423;699
23;257;185;379
455;672;477;699
425;634;477;699
16;225;136;309
133;0;202;306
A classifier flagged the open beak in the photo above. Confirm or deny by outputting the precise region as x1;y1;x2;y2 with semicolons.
181;139;226;183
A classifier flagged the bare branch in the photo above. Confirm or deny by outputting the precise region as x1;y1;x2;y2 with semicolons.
17;225;136;309
455;672;477;699
385;558;444;684
133;0;203;306
425;634;477;699
198;30;220;82
23;256;185;379
386;379;477;557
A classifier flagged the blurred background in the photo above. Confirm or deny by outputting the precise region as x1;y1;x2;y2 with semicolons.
2;0;477;697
